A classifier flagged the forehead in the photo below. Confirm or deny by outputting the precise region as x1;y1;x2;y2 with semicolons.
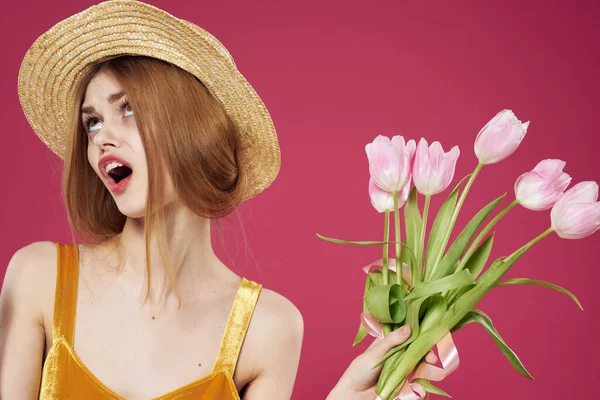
82;71;122;107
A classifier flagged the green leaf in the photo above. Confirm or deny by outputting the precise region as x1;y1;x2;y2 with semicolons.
444;249;532;327
495;278;583;310
316;233;399;246
445;234;495;303
352;318;368;346
428;193;506;282
353;275;375;346
446;284;475;306
399;242;419;287
352;322;369;346
463;234;495;279
452;309;534;380
400;186;421;281
369;269;384;285
413;379;451;397
405;270;475;301
364;284;407;324
419;295;447;334
424;174;471;281
373;297;428;368
377;347;406;393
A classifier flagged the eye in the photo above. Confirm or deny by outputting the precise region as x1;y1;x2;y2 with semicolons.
119;100;134;117
81;99;132;134
83;115;102;132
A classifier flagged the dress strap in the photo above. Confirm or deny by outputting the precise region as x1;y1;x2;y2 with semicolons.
52;243;80;344
212;277;262;376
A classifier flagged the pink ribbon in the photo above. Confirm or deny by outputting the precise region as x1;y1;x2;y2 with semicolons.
362;258;412;285
395;331;459;400
362;259;460;400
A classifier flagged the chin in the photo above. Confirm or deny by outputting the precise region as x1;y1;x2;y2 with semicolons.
122;209;146;219
119;209;146;219
111;190;176;219
114;200;146;219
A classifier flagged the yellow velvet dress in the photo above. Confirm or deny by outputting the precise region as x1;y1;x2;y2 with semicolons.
39;243;262;399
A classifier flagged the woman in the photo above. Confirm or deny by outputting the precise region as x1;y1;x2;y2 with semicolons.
0;1;417;399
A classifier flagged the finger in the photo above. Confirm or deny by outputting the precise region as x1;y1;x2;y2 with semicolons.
366;336;384;351
365;325;412;362
349;326;412;390
341;327;412;392
425;350;438;364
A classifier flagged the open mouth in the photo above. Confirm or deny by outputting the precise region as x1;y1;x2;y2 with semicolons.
107;165;133;184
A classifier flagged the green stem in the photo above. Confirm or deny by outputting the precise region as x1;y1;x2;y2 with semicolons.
383;210;390;285
426;163;484;281
455;199;519;274
445;199;518;304
416;195;431;287
505;227;555;263
394;191;405;291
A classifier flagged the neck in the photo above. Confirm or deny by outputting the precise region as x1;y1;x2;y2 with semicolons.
107;201;221;306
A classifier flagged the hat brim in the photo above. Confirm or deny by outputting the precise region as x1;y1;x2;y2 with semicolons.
18;0;280;201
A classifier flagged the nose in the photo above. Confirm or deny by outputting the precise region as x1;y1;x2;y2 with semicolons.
92;121;122;151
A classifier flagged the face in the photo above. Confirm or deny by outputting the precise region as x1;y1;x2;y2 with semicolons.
81;71;174;218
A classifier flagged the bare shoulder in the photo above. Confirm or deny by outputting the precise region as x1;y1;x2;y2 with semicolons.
253;287;304;337
3;241;57;292
1;241;58;327
0;241;57;397
9;240;57;262
237;286;304;398
244;286;304;367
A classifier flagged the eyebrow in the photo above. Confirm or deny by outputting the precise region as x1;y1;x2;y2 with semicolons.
81;91;125;114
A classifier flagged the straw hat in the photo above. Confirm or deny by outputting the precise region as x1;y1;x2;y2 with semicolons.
18;0;280;201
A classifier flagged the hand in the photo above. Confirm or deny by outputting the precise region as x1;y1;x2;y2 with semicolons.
327;325;438;400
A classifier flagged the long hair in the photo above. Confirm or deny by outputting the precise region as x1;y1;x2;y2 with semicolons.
63;56;248;305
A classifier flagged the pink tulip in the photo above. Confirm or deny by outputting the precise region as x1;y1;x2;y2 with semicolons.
514;159;571;211
474;110;530;165
366;135;416;192
369;177;411;213
550;181;600;239
412;138;460;195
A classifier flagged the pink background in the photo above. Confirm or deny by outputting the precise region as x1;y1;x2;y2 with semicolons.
2;0;599;398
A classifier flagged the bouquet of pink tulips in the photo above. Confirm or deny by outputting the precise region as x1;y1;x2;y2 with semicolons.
318;110;598;399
